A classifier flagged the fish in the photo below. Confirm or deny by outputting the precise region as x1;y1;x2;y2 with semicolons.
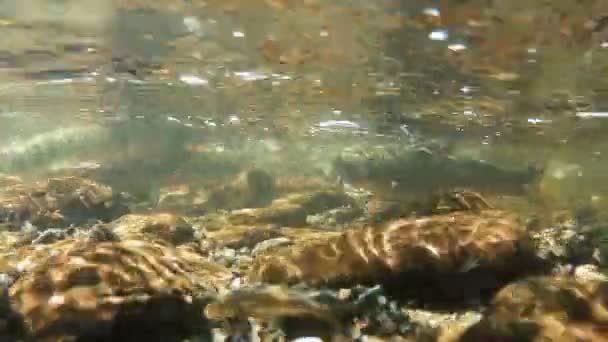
332;146;543;202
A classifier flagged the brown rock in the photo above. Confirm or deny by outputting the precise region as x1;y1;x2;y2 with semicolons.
447;275;608;342
9;239;231;341
248;210;545;302
110;213;195;245
204;168;276;211
0;176;130;230
229;190;354;227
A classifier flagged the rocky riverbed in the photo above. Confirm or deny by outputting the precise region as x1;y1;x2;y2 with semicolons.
0;156;607;341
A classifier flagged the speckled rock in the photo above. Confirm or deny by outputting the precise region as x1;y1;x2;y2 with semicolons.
531;218;594;266
9;239;231;341
229;190;354;227
204;168;277;211
109;213;196;245
445;275;608;341
248;209;547;302
0;176;130;230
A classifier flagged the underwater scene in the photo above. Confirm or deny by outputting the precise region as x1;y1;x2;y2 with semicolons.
2;0;608;341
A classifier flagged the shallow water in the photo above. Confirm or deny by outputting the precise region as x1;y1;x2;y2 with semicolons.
1;1;608;341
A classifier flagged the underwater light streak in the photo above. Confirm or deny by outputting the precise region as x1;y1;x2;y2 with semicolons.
576;112;608;118
179;74;208;86
429;29;448;41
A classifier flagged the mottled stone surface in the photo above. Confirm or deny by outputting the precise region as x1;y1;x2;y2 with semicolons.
228;190;354;227
249;209;546;301
110;213;196;245
445;275;608;341
9;239;231;341
0;176;130;230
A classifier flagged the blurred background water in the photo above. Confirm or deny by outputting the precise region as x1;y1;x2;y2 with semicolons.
1;0;608;213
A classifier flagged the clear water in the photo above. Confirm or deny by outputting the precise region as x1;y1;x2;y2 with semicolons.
0;1;606;209
2;0;608;340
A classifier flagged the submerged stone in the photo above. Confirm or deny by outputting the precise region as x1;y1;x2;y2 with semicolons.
0;176;130;230
229;190;355;227
204;168;277;211
448;275;608;341
110;213;196;245
9;239;231;341
248;209;546;302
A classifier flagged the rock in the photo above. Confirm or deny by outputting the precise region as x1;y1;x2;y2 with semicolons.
0;176;130;230
248;209;547;303
445;275;608;341
110;213;195;245
9;239;231;341
229;190;354;227
204;168;276;211
531;220;591;264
